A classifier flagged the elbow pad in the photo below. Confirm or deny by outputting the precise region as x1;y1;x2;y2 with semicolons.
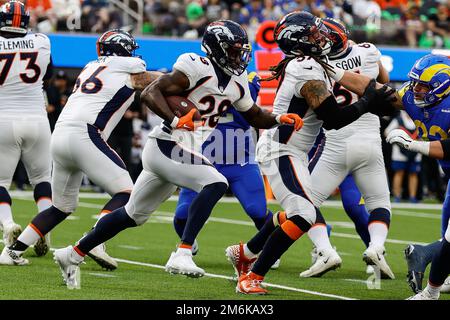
313;95;370;130
441;139;450;160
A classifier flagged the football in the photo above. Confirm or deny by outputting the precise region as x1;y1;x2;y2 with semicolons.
166;95;201;121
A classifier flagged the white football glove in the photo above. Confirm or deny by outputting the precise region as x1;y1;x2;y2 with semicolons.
386;129;430;156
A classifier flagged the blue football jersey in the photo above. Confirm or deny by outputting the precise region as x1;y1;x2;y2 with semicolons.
399;82;450;176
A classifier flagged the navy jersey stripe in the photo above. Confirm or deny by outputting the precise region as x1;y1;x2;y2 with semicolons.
93;85;134;131
277;96;309;144
87;124;127;170
279;155;313;204
308;135;326;173
156;138;213;166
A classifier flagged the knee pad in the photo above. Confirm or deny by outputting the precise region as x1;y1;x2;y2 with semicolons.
280;215;312;240
368;208;391;227
103;192;131;213
0;186;11;205
33;182;52;203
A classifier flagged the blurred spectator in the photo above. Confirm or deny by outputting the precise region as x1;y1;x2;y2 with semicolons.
385;111;422;203
420;3;450;48
317;0;344;19
45;70;72;131
223;0;244;21
206;0;230;21
51;0;82;31
184;0;208;38
91;7;122;33
261;0;284;21
402;5;425;47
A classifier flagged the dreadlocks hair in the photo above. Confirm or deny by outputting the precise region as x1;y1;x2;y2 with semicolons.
260;53;336;83
261;56;296;82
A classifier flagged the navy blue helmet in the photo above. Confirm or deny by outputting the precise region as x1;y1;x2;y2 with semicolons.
201;20;252;76
0;0;30;36
274;11;332;57
96;29;139;57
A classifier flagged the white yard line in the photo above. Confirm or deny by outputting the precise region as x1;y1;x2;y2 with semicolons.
113;257;357;300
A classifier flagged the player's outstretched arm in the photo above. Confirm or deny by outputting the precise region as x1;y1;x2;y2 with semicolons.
303;79;394;130
140;70;191;128
240;104;303;130
328;66;403;113
386;129;450;160
130;71;164;91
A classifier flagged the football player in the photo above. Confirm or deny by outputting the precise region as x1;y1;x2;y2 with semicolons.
0;29;160;270
173;72;276;263
300;18;394;279
0;1;53;255
383;55;449;299
52;20;302;289
327;53;450;296
225;11;393;294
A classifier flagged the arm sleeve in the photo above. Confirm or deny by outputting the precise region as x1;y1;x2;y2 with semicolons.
313;94;371;130
440;139;450;160
172;53;202;90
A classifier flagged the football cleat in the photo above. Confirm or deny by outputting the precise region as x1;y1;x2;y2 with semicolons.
87;243;118;271
34;233;50;257
407;289;439;300
225;242;256;278
192;239;199;256
363;245;395;280
271;259;281;270
236;272;267;295
300;248;342;278
440;276;450;293
53;246;83;289
2;223;22;247
404;244;428;293
0;246;29;265
311;246;318;265
165;249;204;278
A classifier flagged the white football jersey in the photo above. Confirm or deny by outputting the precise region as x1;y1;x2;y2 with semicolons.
325;42;382;141
57;56;146;139
257;56;332;162
0;33;51;116
149;53;254;152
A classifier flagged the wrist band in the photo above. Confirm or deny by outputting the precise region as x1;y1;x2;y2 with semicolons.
275;114;282;124
410;140;430;156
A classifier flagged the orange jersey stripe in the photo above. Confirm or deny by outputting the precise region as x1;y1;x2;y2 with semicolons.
29;223;44;238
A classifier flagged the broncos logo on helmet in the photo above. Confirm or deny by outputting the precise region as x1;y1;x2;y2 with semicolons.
408;54;450;107
201;20;252;76
0;0;30;36
273;11;332;57
96;29;139;57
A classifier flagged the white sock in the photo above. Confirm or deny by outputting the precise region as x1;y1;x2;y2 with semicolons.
176;247;192;255
71;247;85;263
368;222;388;247
308;224;333;251
36;198;52;213
0;203;14;228
243;243;257;259
425;283;441;298
16;225;42;247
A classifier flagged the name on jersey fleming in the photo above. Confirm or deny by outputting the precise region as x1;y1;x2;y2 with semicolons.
334;55;362;70
0;39;34;51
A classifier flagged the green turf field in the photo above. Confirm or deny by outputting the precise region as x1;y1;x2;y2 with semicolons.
0;195;447;300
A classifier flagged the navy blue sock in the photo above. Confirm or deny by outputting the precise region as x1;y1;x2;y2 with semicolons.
76;207;137;254
101;192;130;213
33;182;51;202
30;205;69;236
181;182;228;245
173;217;187;239
0;186;12;205
429;239;450;286
247;216;277;254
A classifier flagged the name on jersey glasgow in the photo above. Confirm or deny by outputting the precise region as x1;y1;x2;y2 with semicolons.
0;39;35;51
334;55;362;70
